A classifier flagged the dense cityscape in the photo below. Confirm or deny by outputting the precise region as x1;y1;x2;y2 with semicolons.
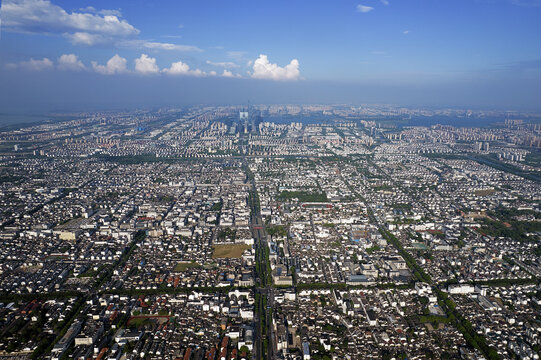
0;105;540;359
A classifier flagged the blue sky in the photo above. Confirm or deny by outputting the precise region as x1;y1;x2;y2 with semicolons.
1;0;540;112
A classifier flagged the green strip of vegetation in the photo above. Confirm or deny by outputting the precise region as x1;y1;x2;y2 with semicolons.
0;290;82;303
102;286;236;297
277;190;328;202
95;154;193;164
31;296;85;359
379;228;501;359
95;230;145;289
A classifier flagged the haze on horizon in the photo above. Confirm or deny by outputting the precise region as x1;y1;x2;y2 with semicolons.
0;0;540;114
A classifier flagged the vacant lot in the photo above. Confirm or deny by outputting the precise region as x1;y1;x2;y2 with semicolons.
474;189;495;196
212;244;250;258
173;262;200;272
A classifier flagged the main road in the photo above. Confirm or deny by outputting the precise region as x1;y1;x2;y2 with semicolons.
248;174;276;360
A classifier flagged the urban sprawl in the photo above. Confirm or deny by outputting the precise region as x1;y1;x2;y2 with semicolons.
1;105;541;360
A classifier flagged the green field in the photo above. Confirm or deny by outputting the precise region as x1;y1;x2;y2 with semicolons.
172;262;200;272
127;315;172;328
212;244;250;258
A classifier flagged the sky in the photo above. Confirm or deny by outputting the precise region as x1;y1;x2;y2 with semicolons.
0;0;540;113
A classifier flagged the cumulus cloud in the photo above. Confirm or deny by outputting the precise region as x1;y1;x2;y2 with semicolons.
2;0;140;42
250;54;300;81
356;4;374;12
221;70;241;78
134;54;160;74
91;54;127;74
21;57;54;71
206;60;239;68
162;60;206;76
58;54;85;71
222;69;234;78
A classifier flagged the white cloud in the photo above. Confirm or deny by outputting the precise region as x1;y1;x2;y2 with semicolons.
78;6;122;17
222;69;234;77
2;0;204;54
221;70;242;78
162;60;206;76
58;54;85;71
380;0;389;5
2;0;139;43
163;60;189;74
356;4;374;12
142;41;202;52
5;57;54;71
1;1;211;76
19;57;54;71
403;30;410;35
91;54;127;74
206;60;239;68
134;54;159;74
78;6;96;13
250;54;300;81
2;0;138;36
118;40;202;52
67;32;107;46
99;9;123;17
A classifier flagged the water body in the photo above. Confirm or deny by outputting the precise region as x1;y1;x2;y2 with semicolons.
403;115;504;128
468;155;541;182
0;113;53;129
